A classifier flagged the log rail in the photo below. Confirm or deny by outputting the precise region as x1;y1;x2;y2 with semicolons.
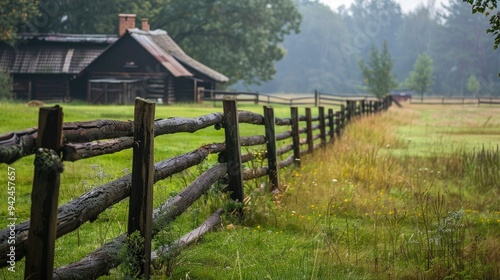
0;95;391;279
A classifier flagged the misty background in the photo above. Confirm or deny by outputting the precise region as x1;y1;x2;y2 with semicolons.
236;0;500;96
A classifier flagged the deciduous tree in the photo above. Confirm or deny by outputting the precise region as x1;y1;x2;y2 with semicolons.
0;0;39;44
155;0;301;85
467;74;481;95
38;0;301;85
405;53;434;101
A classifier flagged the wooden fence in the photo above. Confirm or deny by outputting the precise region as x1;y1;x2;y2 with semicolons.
0;95;391;279
199;89;380;107
409;96;500;105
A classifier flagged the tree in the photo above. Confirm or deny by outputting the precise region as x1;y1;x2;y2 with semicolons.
358;41;398;98
0;71;13;101
0;0;39;44
342;0;403;77
395;6;440;81
434;0;499;95
467;74;481;95
405;53;434;100
38;0;301;86
155;0;301;85
463;0;500;49
251;1;353;93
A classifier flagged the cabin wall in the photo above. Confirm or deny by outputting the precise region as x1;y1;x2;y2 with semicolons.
12;74;71;101
174;78;195;103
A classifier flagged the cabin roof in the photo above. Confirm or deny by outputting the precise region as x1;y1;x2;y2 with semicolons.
127;29;229;82
0;30;229;83
0;34;114;74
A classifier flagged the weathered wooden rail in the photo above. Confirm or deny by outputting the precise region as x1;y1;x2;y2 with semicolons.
200;89;380;107
409;96;500;105
0;95;391;279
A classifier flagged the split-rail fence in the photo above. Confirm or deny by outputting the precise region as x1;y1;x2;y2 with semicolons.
0;95;391;279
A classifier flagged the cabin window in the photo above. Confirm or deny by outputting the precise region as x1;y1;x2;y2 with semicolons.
124;61;137;68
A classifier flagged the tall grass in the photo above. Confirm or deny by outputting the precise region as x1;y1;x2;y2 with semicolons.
168;105;500;279
1;102;499;279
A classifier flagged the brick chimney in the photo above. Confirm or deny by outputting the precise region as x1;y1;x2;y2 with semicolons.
119;14;136;36
141;18;150;32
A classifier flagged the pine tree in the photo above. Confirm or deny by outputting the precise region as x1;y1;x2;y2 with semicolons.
358;41;398;99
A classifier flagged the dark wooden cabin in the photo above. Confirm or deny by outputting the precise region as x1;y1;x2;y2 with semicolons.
83;23;229;104
0;34;116;101
0;14;228;104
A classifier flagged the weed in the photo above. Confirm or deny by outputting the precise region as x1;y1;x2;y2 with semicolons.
118;231;146;279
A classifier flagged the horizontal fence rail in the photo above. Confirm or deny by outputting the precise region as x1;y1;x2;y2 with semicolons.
200;89;380;107
0;95;391;279
409;96;500;105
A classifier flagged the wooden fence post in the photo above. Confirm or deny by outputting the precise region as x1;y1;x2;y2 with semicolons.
328;108;335;143
25;105;64;279
352;100;358;118
290;107;301;167
335;111;342;137
305;108;314;154
223;99;245;207
340;104;346;131
264;106;279;191
360;100;366;116
128;97;155;279
314;90;319;107
318;107;326;148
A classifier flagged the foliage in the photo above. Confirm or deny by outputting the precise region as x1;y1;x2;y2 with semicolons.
0;0;39;44
252;2;352;93
157;0;301;85
251;0;500;96
31;0;301;86
358;41;398;98
0;71;13;101
405;53;434;99
463;0;500;49
118;231;145;279
467;74;481;95
0;103;500;279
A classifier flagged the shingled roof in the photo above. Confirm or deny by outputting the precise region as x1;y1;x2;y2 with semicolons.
127;29;229;83
0;34;116;74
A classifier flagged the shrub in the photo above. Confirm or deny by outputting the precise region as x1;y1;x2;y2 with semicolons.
0;70;13;100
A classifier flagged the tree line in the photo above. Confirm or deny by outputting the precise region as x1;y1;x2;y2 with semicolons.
250;0;500;97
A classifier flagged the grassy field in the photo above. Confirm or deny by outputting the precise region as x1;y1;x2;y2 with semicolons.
0;101;499;279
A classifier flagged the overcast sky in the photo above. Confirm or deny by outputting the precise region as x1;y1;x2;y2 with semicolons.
319;0;450;13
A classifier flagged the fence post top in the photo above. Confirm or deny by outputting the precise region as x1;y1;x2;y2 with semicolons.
135;97;156;104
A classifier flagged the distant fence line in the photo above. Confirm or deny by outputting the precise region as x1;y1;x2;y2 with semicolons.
0;95;391;279
409;96;500;105
199;89;379;107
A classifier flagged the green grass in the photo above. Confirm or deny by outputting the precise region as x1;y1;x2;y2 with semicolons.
0;101;334;279
0;102;499;279
165;104;500;280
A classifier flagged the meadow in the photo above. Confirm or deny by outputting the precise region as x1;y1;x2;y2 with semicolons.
0;101;499;279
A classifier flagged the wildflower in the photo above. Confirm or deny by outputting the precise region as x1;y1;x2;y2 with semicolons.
332;179;338;183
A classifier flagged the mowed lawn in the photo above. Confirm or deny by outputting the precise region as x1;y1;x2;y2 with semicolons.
0;101;499;279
